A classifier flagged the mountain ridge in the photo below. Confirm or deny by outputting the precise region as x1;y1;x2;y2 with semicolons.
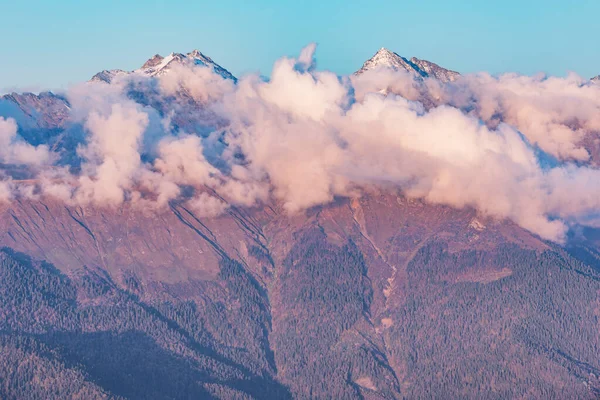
90;49;237;84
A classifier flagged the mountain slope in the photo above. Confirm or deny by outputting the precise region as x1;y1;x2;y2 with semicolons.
0;194;599;398
0;246;290;399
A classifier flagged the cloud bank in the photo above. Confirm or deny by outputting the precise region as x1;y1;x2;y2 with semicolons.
2;44;600;242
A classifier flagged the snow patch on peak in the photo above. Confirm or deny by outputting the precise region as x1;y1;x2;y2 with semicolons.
591;75;600;83
357;48;424;77
188;49;209;59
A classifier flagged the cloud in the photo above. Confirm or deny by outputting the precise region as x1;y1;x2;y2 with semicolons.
0;180;13;203
158;63;235;103
352;69;600;162
218;45;600;241
154;134;220;187
186;192;229;217
75;102;149;206
0;117;54;166
3;44;600;242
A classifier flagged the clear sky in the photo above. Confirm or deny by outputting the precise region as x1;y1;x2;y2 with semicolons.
1;0;599;91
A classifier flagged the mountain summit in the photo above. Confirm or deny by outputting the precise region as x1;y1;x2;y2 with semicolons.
91;50;236;83
356;47;460;82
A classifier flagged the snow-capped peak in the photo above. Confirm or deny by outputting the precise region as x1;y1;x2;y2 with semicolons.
592;75;600;83
136;50;236;81
356;47;460;83
90;49;236;83
136;52;180;76
356;48;425;77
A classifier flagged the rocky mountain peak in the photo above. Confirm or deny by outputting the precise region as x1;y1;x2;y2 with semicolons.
356;47;460;82
356;47;423;76
90;49;236;83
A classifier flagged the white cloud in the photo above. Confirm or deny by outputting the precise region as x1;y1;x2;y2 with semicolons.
0;180;13;203
75;103;149;206
186;192;228;217
4;44;600;242
0;117;54;166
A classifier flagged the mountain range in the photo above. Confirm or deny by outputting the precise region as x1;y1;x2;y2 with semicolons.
3;47;596;145
0;48;599;399
2;47;597;139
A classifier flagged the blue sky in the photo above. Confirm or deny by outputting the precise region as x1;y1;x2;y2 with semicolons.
1;0;599;90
